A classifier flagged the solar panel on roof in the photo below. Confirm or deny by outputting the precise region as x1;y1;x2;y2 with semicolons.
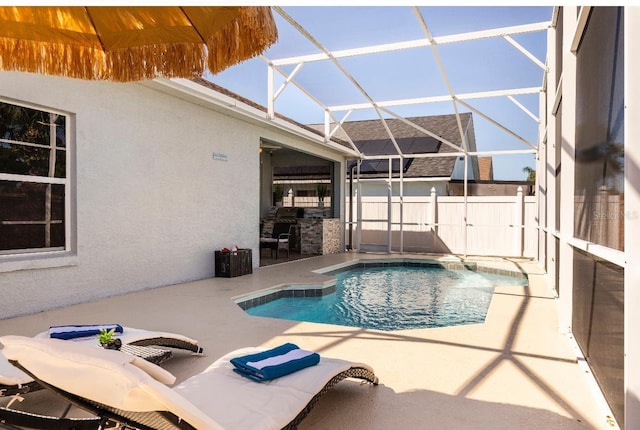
347;158;411;174
349;136;439;174
355;136;440;156
398;136;441;153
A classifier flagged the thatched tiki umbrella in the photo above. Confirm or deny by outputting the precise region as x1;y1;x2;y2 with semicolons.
0;6;277;82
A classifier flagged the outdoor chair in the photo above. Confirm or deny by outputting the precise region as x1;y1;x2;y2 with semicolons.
0;335;378;430
0;327;202;429
260;222;293;259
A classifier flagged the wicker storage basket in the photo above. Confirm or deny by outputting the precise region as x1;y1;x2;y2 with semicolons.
215;249;252;277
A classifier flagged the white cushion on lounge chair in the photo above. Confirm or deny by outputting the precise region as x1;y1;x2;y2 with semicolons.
174;347;367;430
129;355;176;385
0;350;32;386
1;336;376;430
1;326;199;390
0;336;221;429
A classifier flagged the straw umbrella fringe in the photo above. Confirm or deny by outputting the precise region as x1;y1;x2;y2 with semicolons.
207;7;279;76
0;6;278;82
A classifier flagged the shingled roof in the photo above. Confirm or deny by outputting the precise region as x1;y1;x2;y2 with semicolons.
312;113;477;178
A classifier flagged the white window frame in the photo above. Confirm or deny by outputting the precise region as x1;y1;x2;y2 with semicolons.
0;98;77;273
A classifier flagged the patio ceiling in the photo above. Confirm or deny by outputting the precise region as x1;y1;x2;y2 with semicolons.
209;6;554;180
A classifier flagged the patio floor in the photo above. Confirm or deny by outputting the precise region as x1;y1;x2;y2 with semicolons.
0;252;614;429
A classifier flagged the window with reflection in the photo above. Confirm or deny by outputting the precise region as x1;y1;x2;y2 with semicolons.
0;101;67;253
572;7;625;428
574;7;624;251
573;248;624;427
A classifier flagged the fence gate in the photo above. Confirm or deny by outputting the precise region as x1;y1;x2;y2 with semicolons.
346;159;400;253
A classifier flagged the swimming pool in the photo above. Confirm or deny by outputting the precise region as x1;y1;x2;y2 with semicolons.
242;263;528;331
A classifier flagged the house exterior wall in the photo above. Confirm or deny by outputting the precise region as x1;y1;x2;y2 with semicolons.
450;118;479;181
0;72;344;319
349;180;448;198
448;181;535;196
451;156;477;181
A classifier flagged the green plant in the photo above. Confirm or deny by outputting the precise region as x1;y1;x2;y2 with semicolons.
97;328;121;349
316;183;328;199
273;184;285;202
97;328;115;345
522;166;536;182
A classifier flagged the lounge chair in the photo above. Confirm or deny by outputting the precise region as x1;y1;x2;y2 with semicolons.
1;327;202;429
0;335;378;430
1;326;202;393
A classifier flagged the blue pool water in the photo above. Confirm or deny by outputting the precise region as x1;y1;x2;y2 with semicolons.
246;266;528;331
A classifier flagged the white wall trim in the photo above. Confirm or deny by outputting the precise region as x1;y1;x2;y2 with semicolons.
567;237;625;268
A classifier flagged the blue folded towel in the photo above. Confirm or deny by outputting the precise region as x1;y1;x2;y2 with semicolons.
230;343;320;382
49;324;124;340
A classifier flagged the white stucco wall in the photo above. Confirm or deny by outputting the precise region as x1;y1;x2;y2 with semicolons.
0;72;345;319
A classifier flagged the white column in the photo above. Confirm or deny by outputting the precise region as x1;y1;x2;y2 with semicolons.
514;186;524;257
429;187;437;228
324;110;331;142
336;160;346;251
463;154;468;257
267;65;275;120
430;187;437;252
399;157;404;253
546;14;558;292
538;87;547;268
356;161;362;252
557;6;578;331
624;6;640;428
387;159;392;253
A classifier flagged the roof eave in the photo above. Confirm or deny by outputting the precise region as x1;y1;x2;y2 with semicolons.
141;78;360;158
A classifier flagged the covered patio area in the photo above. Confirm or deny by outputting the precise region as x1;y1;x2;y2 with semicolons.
0;253;610;429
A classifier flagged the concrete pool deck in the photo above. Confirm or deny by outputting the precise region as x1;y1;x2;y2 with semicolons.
0;252;616;429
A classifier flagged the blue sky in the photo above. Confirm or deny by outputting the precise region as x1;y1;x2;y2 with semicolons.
208;6;553;181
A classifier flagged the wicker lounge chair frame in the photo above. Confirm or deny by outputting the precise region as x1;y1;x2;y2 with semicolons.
0;406;103;430
126;336;203;354
9;360;378;430
0;332;203;430
0;380;40;398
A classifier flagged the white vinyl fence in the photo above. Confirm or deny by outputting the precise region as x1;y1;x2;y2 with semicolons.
346;188;537;258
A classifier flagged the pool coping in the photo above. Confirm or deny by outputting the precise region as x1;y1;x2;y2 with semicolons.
233;258;528;312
